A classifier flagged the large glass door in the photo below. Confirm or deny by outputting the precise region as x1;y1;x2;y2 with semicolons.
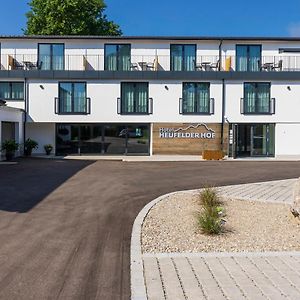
236;45;261;71
232;124;275;158
251;124;274;157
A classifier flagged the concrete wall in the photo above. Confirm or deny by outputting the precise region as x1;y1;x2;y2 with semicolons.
26;122;55;154
0;107;24;158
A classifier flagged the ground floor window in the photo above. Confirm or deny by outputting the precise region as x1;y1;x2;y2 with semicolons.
56;123;150;156
230;123;275;157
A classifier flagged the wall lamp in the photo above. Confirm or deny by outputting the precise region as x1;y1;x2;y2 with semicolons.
164;85;169;91
287;86;291;91
39;85;44;90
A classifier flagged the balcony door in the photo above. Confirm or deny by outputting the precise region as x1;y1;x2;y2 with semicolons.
170;44;196;71
236;45;261;71
38;44;64;70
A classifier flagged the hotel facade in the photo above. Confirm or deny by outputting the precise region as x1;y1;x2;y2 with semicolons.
0;35;300;158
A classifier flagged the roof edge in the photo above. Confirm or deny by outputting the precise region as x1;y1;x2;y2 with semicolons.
0;35;300;42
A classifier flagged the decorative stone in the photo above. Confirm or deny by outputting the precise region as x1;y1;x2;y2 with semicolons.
291;178;300;219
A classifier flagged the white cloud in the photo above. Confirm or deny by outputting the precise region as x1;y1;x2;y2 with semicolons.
287;22;300;37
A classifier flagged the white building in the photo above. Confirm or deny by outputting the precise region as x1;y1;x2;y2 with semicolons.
1;35;300;158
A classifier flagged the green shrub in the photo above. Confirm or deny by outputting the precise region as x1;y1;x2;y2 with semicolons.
200;187;222;208
198;209;222;235
198;187;224;235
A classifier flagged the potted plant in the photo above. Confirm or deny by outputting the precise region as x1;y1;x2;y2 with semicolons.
1;140;19;161
24;138;38;156
44;144;53;155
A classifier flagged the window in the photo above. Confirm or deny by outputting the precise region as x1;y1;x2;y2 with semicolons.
105;44;131;71
38;44;64;70
121;82;149;114
182;82;210;114
170;44;196;71
236;45;261;71
244;83;271;113
0;82;24;100
58;82;87;113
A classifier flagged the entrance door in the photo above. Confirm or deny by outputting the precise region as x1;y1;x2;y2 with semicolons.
232;124;274;158
251;124;275;157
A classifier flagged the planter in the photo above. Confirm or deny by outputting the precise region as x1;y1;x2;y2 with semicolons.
5;152;14;161
24;149;33;156
45;150;52;156
202;150;224;160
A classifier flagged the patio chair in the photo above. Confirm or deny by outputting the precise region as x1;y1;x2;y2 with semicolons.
195;63;203;71
146;61;155;70
130;63;139;70
272;60;283;71
210;60;220;71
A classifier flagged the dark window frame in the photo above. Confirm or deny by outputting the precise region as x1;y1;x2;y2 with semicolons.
104;43;131;71
120;82;149;115
0;81;24;101
170;44;197;71
182;82;210;115
236;44;262;72
58;81;87;114
38;43;65;70
243;82;271;114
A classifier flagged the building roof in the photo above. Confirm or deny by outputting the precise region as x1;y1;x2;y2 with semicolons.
0;35;300;42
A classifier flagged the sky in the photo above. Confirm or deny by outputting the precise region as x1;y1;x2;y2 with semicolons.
1;0;300;37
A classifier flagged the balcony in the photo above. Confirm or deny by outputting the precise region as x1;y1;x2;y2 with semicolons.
240;97;275;115
117;97;153;115
54;97;91;115
179;98;215;115
1;54;300;72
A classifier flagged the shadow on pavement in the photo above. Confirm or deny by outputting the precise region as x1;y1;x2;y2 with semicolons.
0;158;95;213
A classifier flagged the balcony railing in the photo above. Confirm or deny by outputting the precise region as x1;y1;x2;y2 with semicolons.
117;97;153;115
2;54;300;72
54;97;91;115
240;97;275;115
179;98;215;115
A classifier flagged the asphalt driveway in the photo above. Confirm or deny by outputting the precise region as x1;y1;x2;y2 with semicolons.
1;158;300;300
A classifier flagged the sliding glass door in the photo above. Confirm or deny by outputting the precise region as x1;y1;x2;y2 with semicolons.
104;44;131;71
236;45;261;71
38;44;64;70
170;44;196;71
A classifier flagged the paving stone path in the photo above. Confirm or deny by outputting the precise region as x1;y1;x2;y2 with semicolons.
135;179;300;300
143;252;300;300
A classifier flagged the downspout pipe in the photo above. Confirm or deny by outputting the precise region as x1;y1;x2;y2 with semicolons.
23;78;28;155
218;39;223;71
221;78;226;150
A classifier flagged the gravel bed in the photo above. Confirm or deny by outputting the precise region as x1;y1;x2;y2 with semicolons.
142;191;300;253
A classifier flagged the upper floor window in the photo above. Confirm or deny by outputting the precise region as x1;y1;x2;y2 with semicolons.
236;45;261;71
243;82;271;114
58;82;88;114
105;44;131;71
182;82;210;114
120;82;149;114
38;43;64;70
0;82;24;100
170;44;196;71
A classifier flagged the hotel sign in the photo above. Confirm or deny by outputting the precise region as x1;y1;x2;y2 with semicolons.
159;123;216;139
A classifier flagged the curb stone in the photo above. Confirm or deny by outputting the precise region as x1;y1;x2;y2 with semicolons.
130;179;298;300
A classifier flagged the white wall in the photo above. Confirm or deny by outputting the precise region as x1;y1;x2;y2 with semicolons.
225;81;300;123
0;107;24;158
275;123;300;157
26;123;55;154
27;79;223;124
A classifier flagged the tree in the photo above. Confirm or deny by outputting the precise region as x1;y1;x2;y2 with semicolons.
24;0;122;36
